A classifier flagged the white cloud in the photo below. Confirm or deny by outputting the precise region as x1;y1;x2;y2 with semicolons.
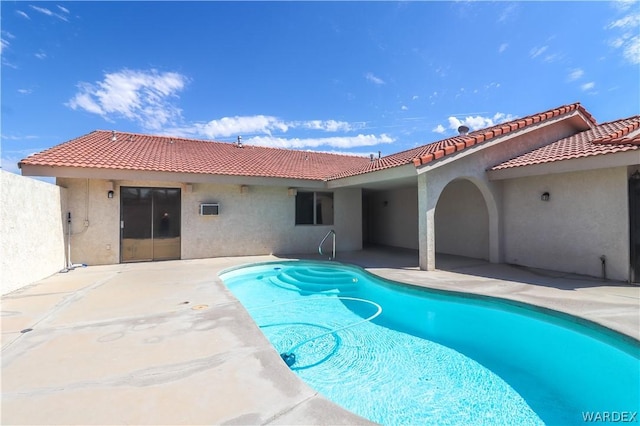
16;10;30;19
412;95;419;100
401;105;408;111
612;0;637;12
67;69;189;130
581;81;596;91
606;7;640;64
301;119;355;132
623;34;640;64
17;88;33;95
446;112;517;132
530;45;548;59
57;5;70;14
29;4;68;21
568;68;584;81
35;52;47;60
432;124;446;134
543;53;563;63
0;38;8;54
611;37;625;48
365;72;385;85
498;3;518;22
246;133;395;149
168;116;365;139
178;115;289;138
607;13;640;29
499;43;508;53
29;5;52;16
1;134;39;141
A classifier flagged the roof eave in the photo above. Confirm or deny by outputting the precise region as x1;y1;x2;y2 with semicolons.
20;164;329;189
487;150;640;181
327;163;417;189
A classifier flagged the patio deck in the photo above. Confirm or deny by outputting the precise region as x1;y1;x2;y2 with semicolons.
2;249;638;425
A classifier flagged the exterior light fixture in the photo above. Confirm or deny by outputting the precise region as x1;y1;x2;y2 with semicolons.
107;190;114;199
541;192;550;201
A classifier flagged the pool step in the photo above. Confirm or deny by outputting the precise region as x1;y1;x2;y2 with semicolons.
269;268;358;294
283;268;356;284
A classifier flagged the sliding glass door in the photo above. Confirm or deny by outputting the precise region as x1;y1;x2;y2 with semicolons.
120;187;181;262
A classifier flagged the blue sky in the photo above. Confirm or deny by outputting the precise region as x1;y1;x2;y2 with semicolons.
2;1;639;175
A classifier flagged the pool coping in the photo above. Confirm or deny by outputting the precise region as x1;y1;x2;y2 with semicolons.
1;252;638;424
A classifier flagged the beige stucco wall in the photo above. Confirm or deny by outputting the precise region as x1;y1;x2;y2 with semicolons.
183;183;361;258
415;117;585;270
57;178;122;265
503;167;629;281
435;179;489;260
417;152;502;270
1;171;67;295
366;187;419;249
57;178;362;265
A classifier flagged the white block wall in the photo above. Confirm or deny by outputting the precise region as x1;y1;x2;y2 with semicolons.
1;171;67;294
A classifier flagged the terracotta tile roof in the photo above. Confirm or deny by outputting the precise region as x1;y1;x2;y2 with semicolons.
19;131;370;181
490;115;640;171
21;103;625;183
328;102;595;179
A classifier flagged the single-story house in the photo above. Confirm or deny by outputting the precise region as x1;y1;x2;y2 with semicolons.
19;102;640;283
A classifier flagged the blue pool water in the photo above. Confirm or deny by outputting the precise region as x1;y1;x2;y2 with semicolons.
220;261;640;425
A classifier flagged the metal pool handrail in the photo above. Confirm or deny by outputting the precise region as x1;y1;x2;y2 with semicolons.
318;229;336;260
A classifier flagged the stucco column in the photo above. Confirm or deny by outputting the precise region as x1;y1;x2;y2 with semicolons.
417;173;436;270
487;180;503;265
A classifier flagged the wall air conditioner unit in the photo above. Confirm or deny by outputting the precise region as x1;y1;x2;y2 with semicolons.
200;203;219;216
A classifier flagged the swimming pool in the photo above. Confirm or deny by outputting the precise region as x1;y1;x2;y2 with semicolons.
220;260;639;425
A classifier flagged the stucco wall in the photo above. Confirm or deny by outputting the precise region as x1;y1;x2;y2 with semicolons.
184;183;362;258
503;167;629;281
57;178;122;265
416;117;585;270
1;171;67;295
435;179;489;260
366;187;419;249
57;178;362;265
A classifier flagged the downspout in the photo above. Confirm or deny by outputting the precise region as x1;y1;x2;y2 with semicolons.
60;211;87;272
60;179;90;272
600;255;606;281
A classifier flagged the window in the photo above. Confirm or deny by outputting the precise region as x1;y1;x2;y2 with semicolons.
295;191;333;225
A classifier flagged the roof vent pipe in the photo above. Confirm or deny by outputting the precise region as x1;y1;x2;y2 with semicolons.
370;154;375;162
111;131;117;142
458;125;470;135
236;135;243;148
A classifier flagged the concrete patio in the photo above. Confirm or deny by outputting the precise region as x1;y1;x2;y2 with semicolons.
2;249;638;425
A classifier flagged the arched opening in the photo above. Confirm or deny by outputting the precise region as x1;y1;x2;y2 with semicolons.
434;178;489;261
